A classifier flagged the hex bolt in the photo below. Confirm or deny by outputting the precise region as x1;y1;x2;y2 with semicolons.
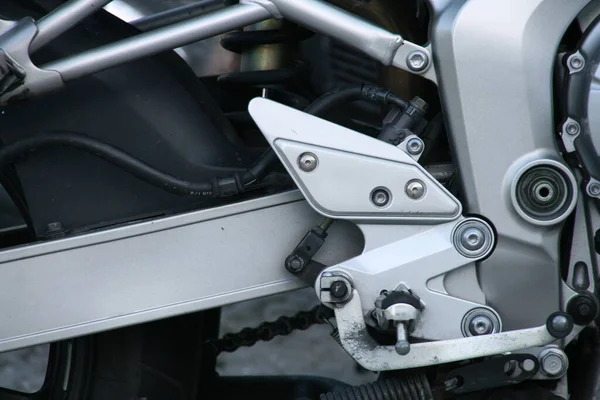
406;50;429;72
330;280;349;299
565;121;581;136
286;255;304;272
589;183;600;197
521;359;536;373
539;349;568;377
406;138;424;155
298;153;318;172
468;315;494;336
405;180;425;200
569;54;585;71
371;188;391;207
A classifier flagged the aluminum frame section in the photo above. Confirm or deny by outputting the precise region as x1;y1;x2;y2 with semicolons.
249;98;461;223
319;219;495;341
266;0;436;83
432;0;588;331
0;191;363;352
31;0;115;52
335;291;557;371
42;2;271;81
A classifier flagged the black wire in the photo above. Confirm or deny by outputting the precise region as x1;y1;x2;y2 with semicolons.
0;85;407;198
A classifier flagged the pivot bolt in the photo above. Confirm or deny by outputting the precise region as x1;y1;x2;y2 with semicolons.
568;54;585;72
546;312;573;338
406;137;424;155
330;280;349;299
453;219;494;259
406;50;429;72
565;121;581;136
371;188;391;207
468;315;494;336
286;255;304;272
405;180;425;200
589;182;600;197
461;228;486;252
298;153;318;172
521;359;537;373
539;348;568;377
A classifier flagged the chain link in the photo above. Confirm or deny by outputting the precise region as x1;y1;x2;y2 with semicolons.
206;305;334;356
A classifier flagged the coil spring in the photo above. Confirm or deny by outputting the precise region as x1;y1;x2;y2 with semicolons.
320;374;434;400
217;22;312;89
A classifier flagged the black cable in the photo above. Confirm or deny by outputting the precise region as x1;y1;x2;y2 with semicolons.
0;85;407;198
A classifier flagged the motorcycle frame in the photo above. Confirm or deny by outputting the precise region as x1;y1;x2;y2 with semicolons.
0;0;594;357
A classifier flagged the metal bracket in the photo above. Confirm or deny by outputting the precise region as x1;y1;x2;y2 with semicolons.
560;118;581;153
0;18;64;104
334;291;559;371
249;98;462;223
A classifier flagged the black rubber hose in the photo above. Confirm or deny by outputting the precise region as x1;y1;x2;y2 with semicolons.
0;85;406;198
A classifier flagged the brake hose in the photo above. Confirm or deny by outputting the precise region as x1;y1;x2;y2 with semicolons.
0;85;406;197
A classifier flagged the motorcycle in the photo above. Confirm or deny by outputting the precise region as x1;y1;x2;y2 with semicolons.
0;0;595;398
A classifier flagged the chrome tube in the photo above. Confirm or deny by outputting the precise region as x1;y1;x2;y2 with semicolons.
31;0;115;52
131;0;224;31
43;2;271;81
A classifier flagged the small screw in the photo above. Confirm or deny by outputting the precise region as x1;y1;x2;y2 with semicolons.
371;188;391;207
461;228;485;252
406;138;424;155
521;359;536;373
589;183;600;197
565;121;581;136
406;50;429;72
286;255;304;272
330;280;349;299
298;153;318;172
405;180;425;200
569;54;585;72
468;315;494;336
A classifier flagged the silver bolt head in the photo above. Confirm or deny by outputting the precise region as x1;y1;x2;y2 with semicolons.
405;180;425;200
589;183;600;197
551;315;570;332
406;138;424;155
569;55;584;70
539;349;568;377
521;359;536;373
469;315;494;335
565;121;581;136
298;152;318;172
406;51;429;72
395;340;411;355
371;188;391;207
461;228;485;251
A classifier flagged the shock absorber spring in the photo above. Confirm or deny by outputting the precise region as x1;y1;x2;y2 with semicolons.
218;19;313;103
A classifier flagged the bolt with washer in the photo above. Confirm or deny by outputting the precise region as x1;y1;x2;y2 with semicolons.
286;255;304;272
406;138;424;155
589;182;600;197
569;54;585;72
330;280;349;299
298;153;318;172
539;348;568;377
371;188;391;207
405;180;425;200
468;315;494;336
565;121;581;136
406;50;429;72
453;219;494;259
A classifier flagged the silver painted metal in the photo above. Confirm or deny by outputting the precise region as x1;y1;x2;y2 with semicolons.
383;303;420;322
0;191;363;352
249;97;462;223
452;219;494;259
298;152;318;173
405;180;425;200
567;51;586;74
461;308;501;337
334;291;557;371
42;2;272;81
128;1;225;31
406;50;429;72
561;118;581;153
433;0;589;330
539;348;568;377
265;0;437;82
31;0;115;52
318;219;497;341
0;19;64;104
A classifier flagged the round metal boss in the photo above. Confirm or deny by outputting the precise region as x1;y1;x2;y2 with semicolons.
461;308;501;337
452;218;494;259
